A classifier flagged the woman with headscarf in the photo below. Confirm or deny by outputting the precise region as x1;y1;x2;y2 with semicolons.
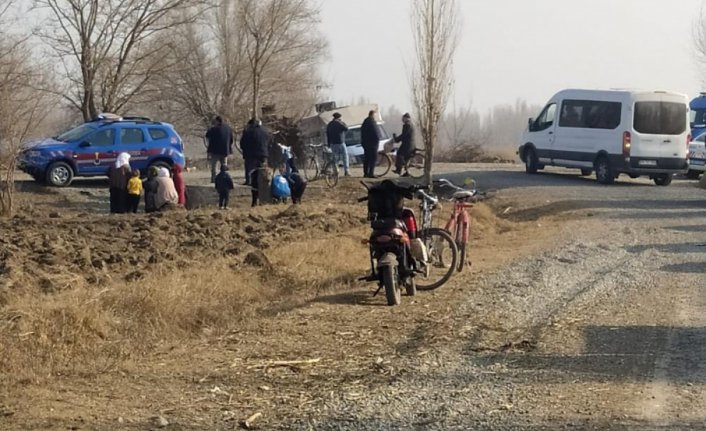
155;167;179;210
108;152;131;213
171;164;186;206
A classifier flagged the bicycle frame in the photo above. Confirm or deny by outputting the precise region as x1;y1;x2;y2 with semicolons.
444;200;473;244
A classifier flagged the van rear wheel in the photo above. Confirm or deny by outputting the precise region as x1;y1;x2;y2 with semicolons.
594;156;614;185
653;174;673;186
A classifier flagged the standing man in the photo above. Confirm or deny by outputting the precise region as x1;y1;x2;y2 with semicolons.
240;118;270;197
239;118;255;185
393;112;416;176
326;112;350;177
205;116;234;183
360;110;381;178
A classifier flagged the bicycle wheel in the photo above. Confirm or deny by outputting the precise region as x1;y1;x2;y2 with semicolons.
375;152;392;178
324;163;339;187
416;227;458;290
406;152;425;179
303;157;319;181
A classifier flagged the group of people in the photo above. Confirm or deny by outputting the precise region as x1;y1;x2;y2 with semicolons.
328;110;417;179
206;115;306;208
107;152;186;214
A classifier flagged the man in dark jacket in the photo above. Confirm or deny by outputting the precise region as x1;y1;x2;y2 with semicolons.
360;110;380;178
326;112;350;176
393;112;417;176
205;116;234;183
240;118;271;187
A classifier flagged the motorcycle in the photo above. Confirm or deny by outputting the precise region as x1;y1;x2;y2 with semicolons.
359;180;427;306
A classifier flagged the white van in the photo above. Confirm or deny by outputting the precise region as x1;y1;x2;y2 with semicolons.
518;89;690;185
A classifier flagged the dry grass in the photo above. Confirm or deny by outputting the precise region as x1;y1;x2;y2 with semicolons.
0;234;374;386
0;260;282;386
484;146;518;163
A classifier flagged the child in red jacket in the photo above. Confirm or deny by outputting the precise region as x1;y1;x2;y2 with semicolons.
172;164;186;206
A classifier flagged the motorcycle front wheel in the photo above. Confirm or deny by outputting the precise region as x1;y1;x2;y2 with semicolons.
415;227;458;291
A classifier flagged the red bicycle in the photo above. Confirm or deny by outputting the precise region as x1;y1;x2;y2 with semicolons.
436;178;478;272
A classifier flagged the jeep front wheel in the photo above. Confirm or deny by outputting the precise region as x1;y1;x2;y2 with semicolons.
46;161;74;187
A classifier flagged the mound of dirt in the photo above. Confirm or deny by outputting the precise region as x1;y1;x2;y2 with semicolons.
0;203;367;298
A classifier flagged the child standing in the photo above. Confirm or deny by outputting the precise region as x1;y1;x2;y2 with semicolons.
143;166;159;213
214;165;234;209
126;169;142;213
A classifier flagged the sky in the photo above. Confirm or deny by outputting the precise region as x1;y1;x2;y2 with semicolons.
320;0;705;115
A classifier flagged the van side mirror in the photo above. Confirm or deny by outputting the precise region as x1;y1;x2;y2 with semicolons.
527;118;534;132
79;141;90;148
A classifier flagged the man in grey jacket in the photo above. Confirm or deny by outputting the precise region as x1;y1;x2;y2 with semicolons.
326;112;350;177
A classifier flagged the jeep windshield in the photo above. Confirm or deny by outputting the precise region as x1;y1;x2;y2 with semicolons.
55;123;98;142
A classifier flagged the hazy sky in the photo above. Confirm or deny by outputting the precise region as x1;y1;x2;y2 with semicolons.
320;0;705;114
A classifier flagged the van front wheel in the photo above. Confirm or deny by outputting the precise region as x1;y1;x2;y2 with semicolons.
525;148;538;174
594;157;614;185
653;174;673;186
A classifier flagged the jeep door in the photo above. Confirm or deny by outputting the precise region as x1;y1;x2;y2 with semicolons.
74;128;117;175
117;127;149;170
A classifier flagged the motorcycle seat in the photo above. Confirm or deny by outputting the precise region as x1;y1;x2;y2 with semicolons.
371;218;406;231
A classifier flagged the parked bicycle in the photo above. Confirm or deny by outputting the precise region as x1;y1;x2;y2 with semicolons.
374;146;426;179
414;188;459;290
301;143;338;187
435;178;479;272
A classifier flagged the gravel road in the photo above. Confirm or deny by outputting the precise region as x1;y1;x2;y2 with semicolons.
294;165;706;430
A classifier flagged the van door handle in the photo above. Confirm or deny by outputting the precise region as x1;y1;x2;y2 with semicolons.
548;132;554;135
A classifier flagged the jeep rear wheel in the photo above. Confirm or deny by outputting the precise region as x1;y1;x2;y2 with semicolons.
148;160;172;174
46;161;74;187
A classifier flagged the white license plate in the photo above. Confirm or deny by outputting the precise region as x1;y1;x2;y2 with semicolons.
638;160;657;167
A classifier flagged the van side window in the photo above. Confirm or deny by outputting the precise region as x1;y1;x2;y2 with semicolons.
560;100;621;130
534;103;556;131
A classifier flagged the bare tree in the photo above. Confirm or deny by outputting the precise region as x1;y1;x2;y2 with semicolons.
410;0;461;185
34;0;206;121
0;1;57;216
237;0;327;120
145;0;326;149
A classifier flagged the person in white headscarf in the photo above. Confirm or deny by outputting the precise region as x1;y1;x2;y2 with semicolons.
155;166;179;210
108;152;132;213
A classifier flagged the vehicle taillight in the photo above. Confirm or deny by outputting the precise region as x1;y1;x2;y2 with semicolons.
622;131;631;157
402;212;417;239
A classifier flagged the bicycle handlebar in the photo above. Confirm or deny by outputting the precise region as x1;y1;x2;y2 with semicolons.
417;190;438;206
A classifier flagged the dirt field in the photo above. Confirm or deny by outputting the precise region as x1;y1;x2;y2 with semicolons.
2;164;706;430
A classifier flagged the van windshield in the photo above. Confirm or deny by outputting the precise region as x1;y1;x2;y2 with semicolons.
634;102;687;135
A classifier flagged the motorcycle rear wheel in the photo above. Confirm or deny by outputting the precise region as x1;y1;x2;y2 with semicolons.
382;264;401;306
